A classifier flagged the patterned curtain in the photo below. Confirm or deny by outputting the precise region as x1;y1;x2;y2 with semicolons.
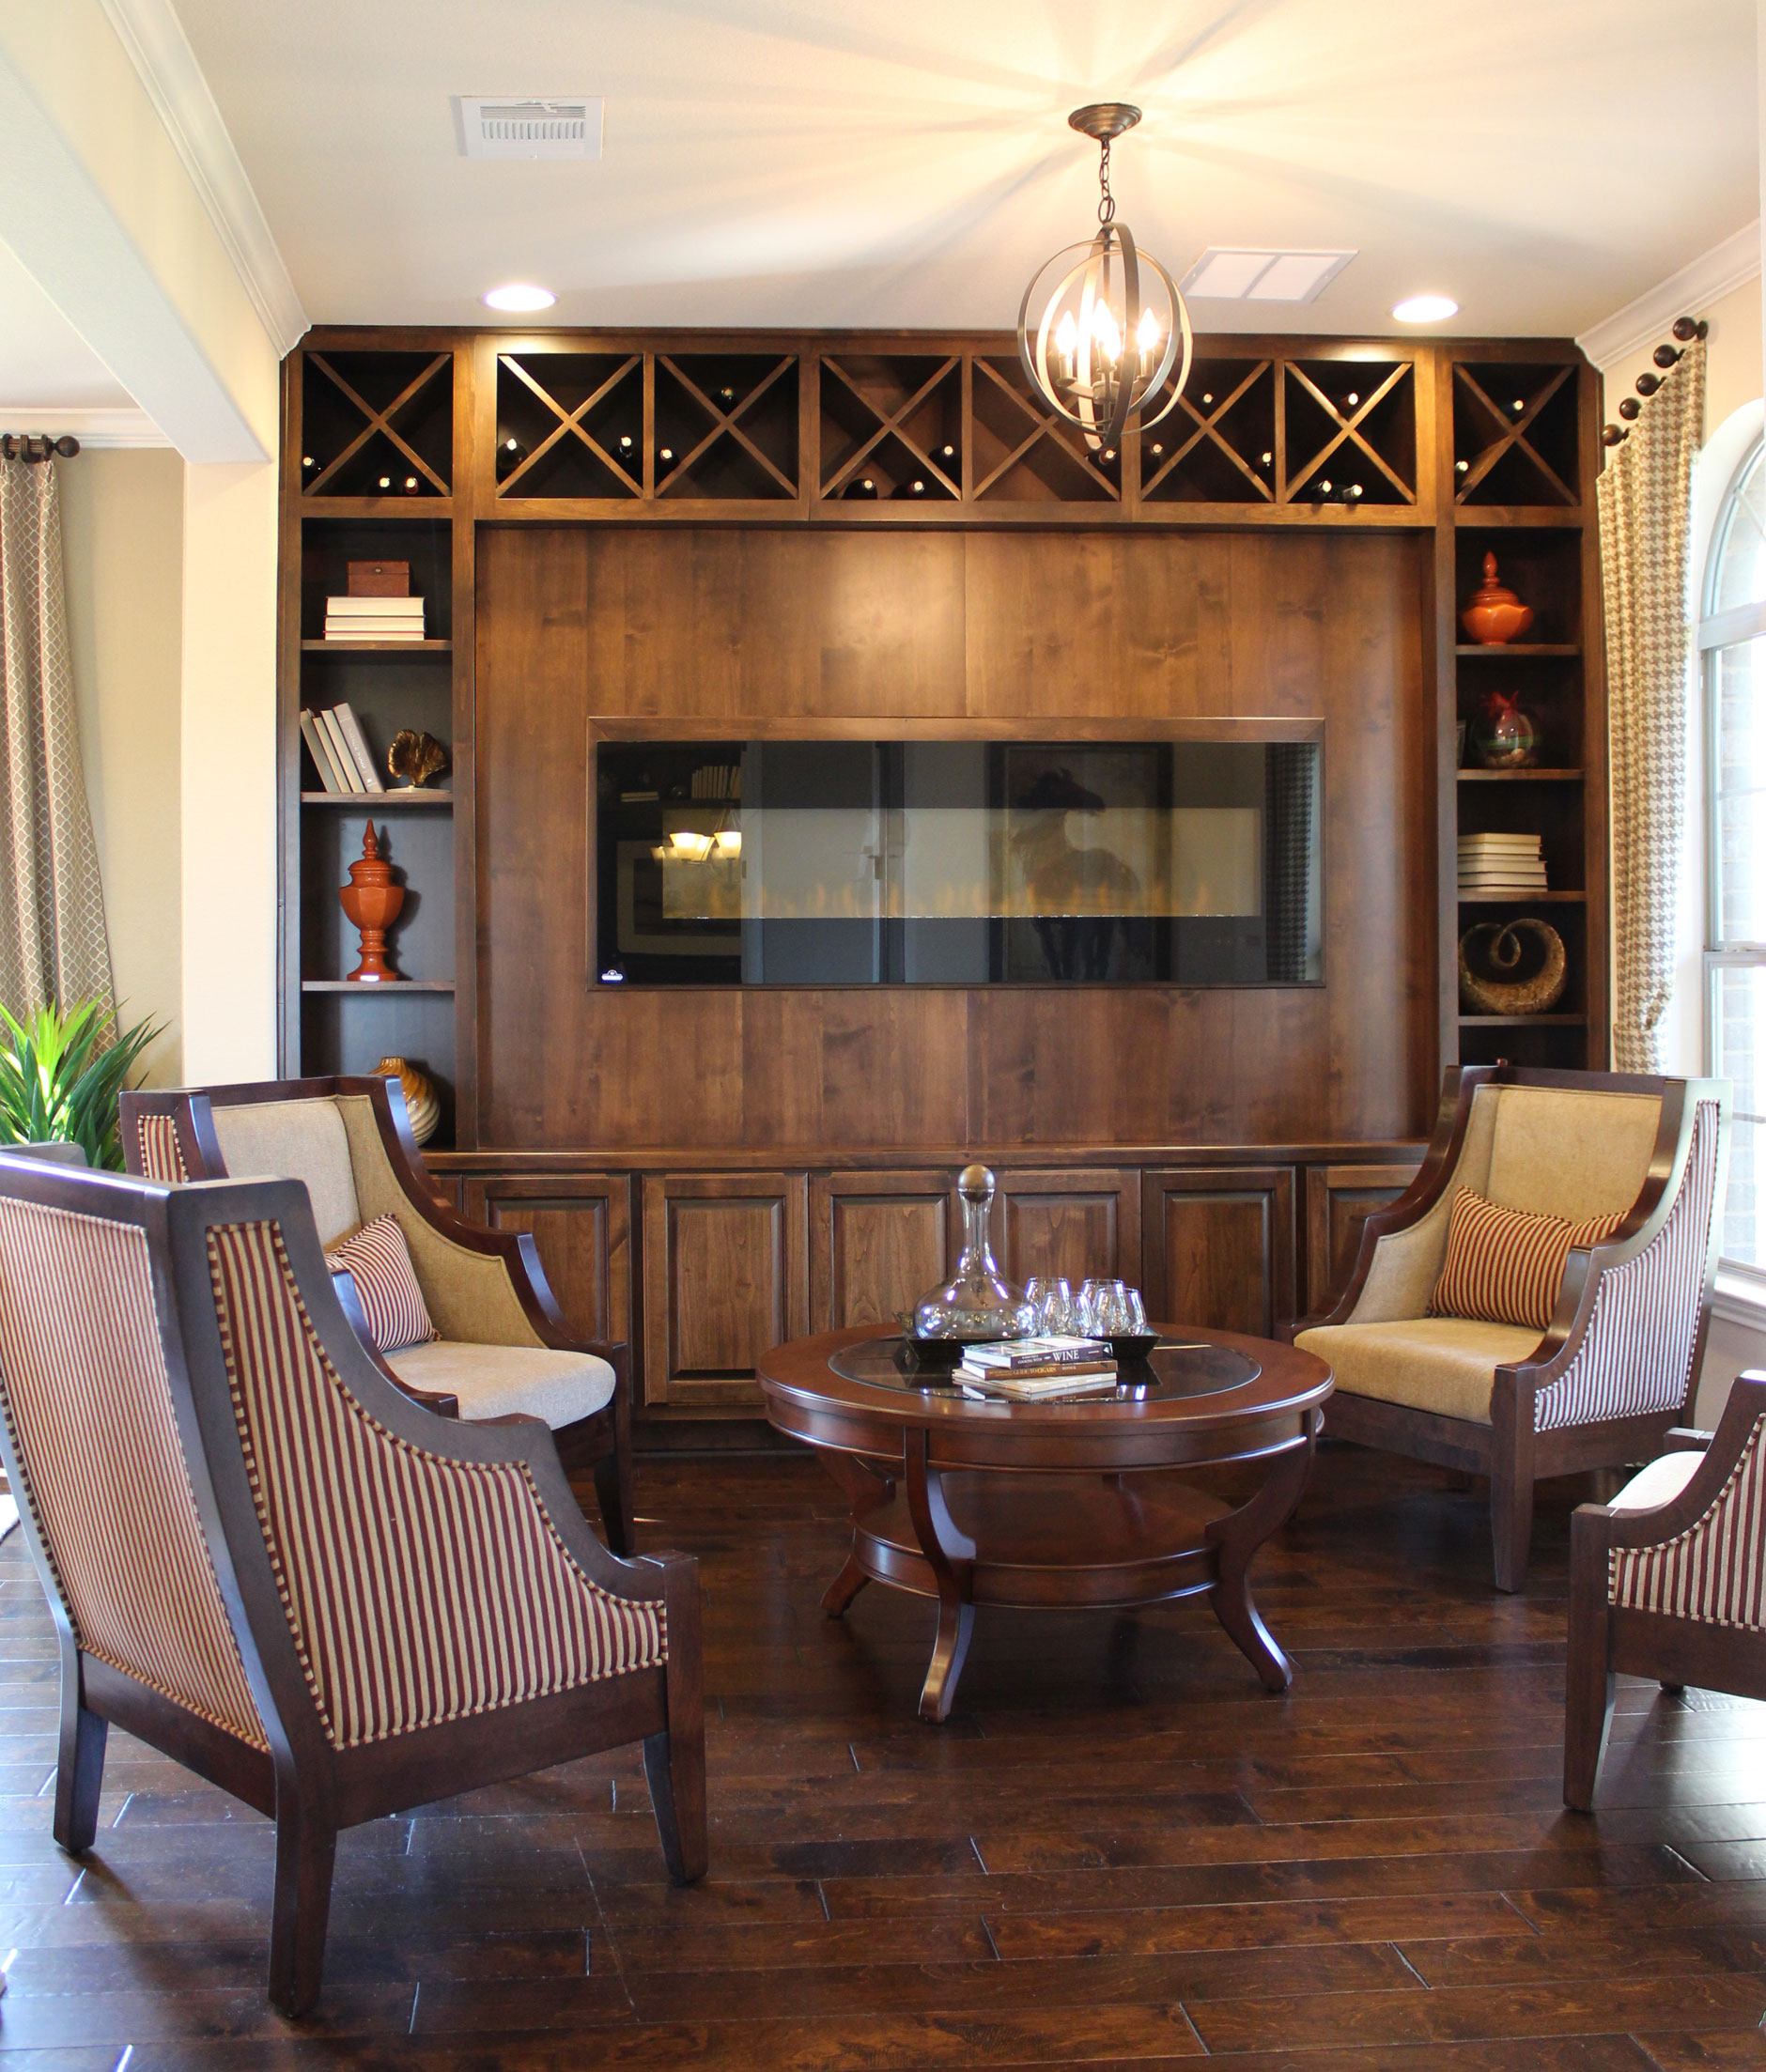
0;458;114;1024
1599;336;1705;1072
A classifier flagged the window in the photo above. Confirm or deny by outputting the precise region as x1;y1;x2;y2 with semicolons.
1703;437;1766;1271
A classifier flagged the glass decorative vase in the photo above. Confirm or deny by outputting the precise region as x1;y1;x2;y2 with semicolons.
1472;689;1539;769
912;1165;1036;1341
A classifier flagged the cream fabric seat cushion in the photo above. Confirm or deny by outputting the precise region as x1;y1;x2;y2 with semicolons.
1610;1448;1703;1513
1295;1317;1544;1426
382;1341;614;1430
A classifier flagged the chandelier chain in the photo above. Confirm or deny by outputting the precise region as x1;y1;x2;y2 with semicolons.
1096;139;1115;226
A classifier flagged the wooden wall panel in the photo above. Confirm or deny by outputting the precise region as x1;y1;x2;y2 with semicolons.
1304;1159;1425;1314
642;1172;810;1407
1141;1167;1297;1338
474;523;1433;1152
462;1175;630;1346
811;1170;954;1332
994;1168;1139;1288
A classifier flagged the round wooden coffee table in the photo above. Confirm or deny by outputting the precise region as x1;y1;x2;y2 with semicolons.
758;1324;1333;1722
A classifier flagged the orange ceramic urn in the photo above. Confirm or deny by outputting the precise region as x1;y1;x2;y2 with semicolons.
340;823;404;982
1460;552;1535;645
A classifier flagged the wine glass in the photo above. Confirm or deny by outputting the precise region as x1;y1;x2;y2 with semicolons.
1025;1276;1074;1334
1103;1281;1139;1335
1123;1286;1149;1335
1077;1277;1131;1337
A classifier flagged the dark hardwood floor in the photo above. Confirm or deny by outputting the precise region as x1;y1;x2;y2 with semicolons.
1;1441;1762;2067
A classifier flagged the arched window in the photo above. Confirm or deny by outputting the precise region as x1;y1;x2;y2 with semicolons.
1703;435;1766;1271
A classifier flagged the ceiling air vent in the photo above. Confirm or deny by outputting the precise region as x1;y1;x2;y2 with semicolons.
454;97;604;160
1179;250;1355;303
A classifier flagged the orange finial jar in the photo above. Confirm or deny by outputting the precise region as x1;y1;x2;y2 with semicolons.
339;823;404;982
1461;552;1535;645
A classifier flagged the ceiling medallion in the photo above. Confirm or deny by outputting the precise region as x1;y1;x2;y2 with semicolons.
1016;103;1192;455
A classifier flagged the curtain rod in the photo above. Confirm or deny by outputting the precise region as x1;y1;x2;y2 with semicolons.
0;434;80;463
1603;315;1707;448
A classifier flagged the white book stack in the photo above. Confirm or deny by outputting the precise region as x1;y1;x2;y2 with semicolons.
1458;831;1547;895
324;595;426;642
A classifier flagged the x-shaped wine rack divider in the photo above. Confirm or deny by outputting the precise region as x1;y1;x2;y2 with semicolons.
304;352;452;497
1283;362;1415;503
497;354;643;497
1144;363;1276;501
656;356;798;498
969;357;1121;502
820;357;961;499
1453;363;1576;506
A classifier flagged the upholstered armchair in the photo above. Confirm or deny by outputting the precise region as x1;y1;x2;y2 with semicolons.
1285;1065;1727;1591
120;1076;634;1553
0;1152;705;2016
1565;1374;1766;1809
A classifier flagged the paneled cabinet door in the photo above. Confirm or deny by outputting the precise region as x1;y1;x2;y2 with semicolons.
811;1170;956;1333
1141;1167;1296;1338
1304;1159;1425;1315
643;1173;810;1408
460;1175;632;1349
992;1168;1141;1290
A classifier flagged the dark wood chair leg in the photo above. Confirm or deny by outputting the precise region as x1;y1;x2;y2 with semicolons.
645;1554;706;1884
53;1647;106;1855
1563;1508;1618;1812
1490;1375;1537;1594
268;1799;337;2018
592;1362;637;1554
593;1446;636;1557
643;1726;707;1885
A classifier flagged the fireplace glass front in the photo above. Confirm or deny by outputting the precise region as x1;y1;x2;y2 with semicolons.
595;738;1320;987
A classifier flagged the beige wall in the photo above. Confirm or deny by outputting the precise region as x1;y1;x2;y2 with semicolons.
179;462;279;1083
58;448;184;1088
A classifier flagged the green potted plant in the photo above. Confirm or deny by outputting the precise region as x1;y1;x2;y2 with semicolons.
0;1000;163;1171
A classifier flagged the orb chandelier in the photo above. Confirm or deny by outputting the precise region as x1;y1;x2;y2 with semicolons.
1016;103;1191;454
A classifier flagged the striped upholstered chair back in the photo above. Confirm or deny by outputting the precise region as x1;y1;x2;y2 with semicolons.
1565;1372;1766;1809
0;1155;704;2015
0;1158;267;1751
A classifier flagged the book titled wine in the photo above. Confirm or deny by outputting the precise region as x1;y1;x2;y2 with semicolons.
960;1336;1112;1371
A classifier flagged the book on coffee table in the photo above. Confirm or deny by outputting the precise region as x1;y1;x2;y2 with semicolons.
955;1363;1120;1399
961;1336;1112;1370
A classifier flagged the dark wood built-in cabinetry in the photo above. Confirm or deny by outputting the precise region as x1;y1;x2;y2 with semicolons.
278;326;1605;1422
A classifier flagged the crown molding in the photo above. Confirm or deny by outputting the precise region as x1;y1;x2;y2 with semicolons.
1577;222;1760;373
0;408;171;449
96;0;307;356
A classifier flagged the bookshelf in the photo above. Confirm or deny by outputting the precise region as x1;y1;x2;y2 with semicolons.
280;339;474;1149
1439;343;1605;1072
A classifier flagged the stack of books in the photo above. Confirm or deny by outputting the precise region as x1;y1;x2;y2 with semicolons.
955;1337;1118;1399
324;595;426;642
1458;832;1547;895
300;704;385;794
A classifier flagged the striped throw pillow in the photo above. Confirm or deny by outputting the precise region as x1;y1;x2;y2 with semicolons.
323;1215;437;1353
1430;1189;1624;1332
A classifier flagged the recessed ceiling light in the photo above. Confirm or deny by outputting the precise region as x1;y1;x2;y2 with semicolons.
1392;294;1458;324
483;283;556;313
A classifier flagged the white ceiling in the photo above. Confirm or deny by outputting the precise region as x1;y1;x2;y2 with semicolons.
172;0;1758;340
0;239;135;410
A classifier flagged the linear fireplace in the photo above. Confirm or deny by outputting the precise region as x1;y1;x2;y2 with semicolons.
594;735;1321;987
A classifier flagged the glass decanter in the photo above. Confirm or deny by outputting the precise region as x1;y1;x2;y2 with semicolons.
912;1165;1036;1340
